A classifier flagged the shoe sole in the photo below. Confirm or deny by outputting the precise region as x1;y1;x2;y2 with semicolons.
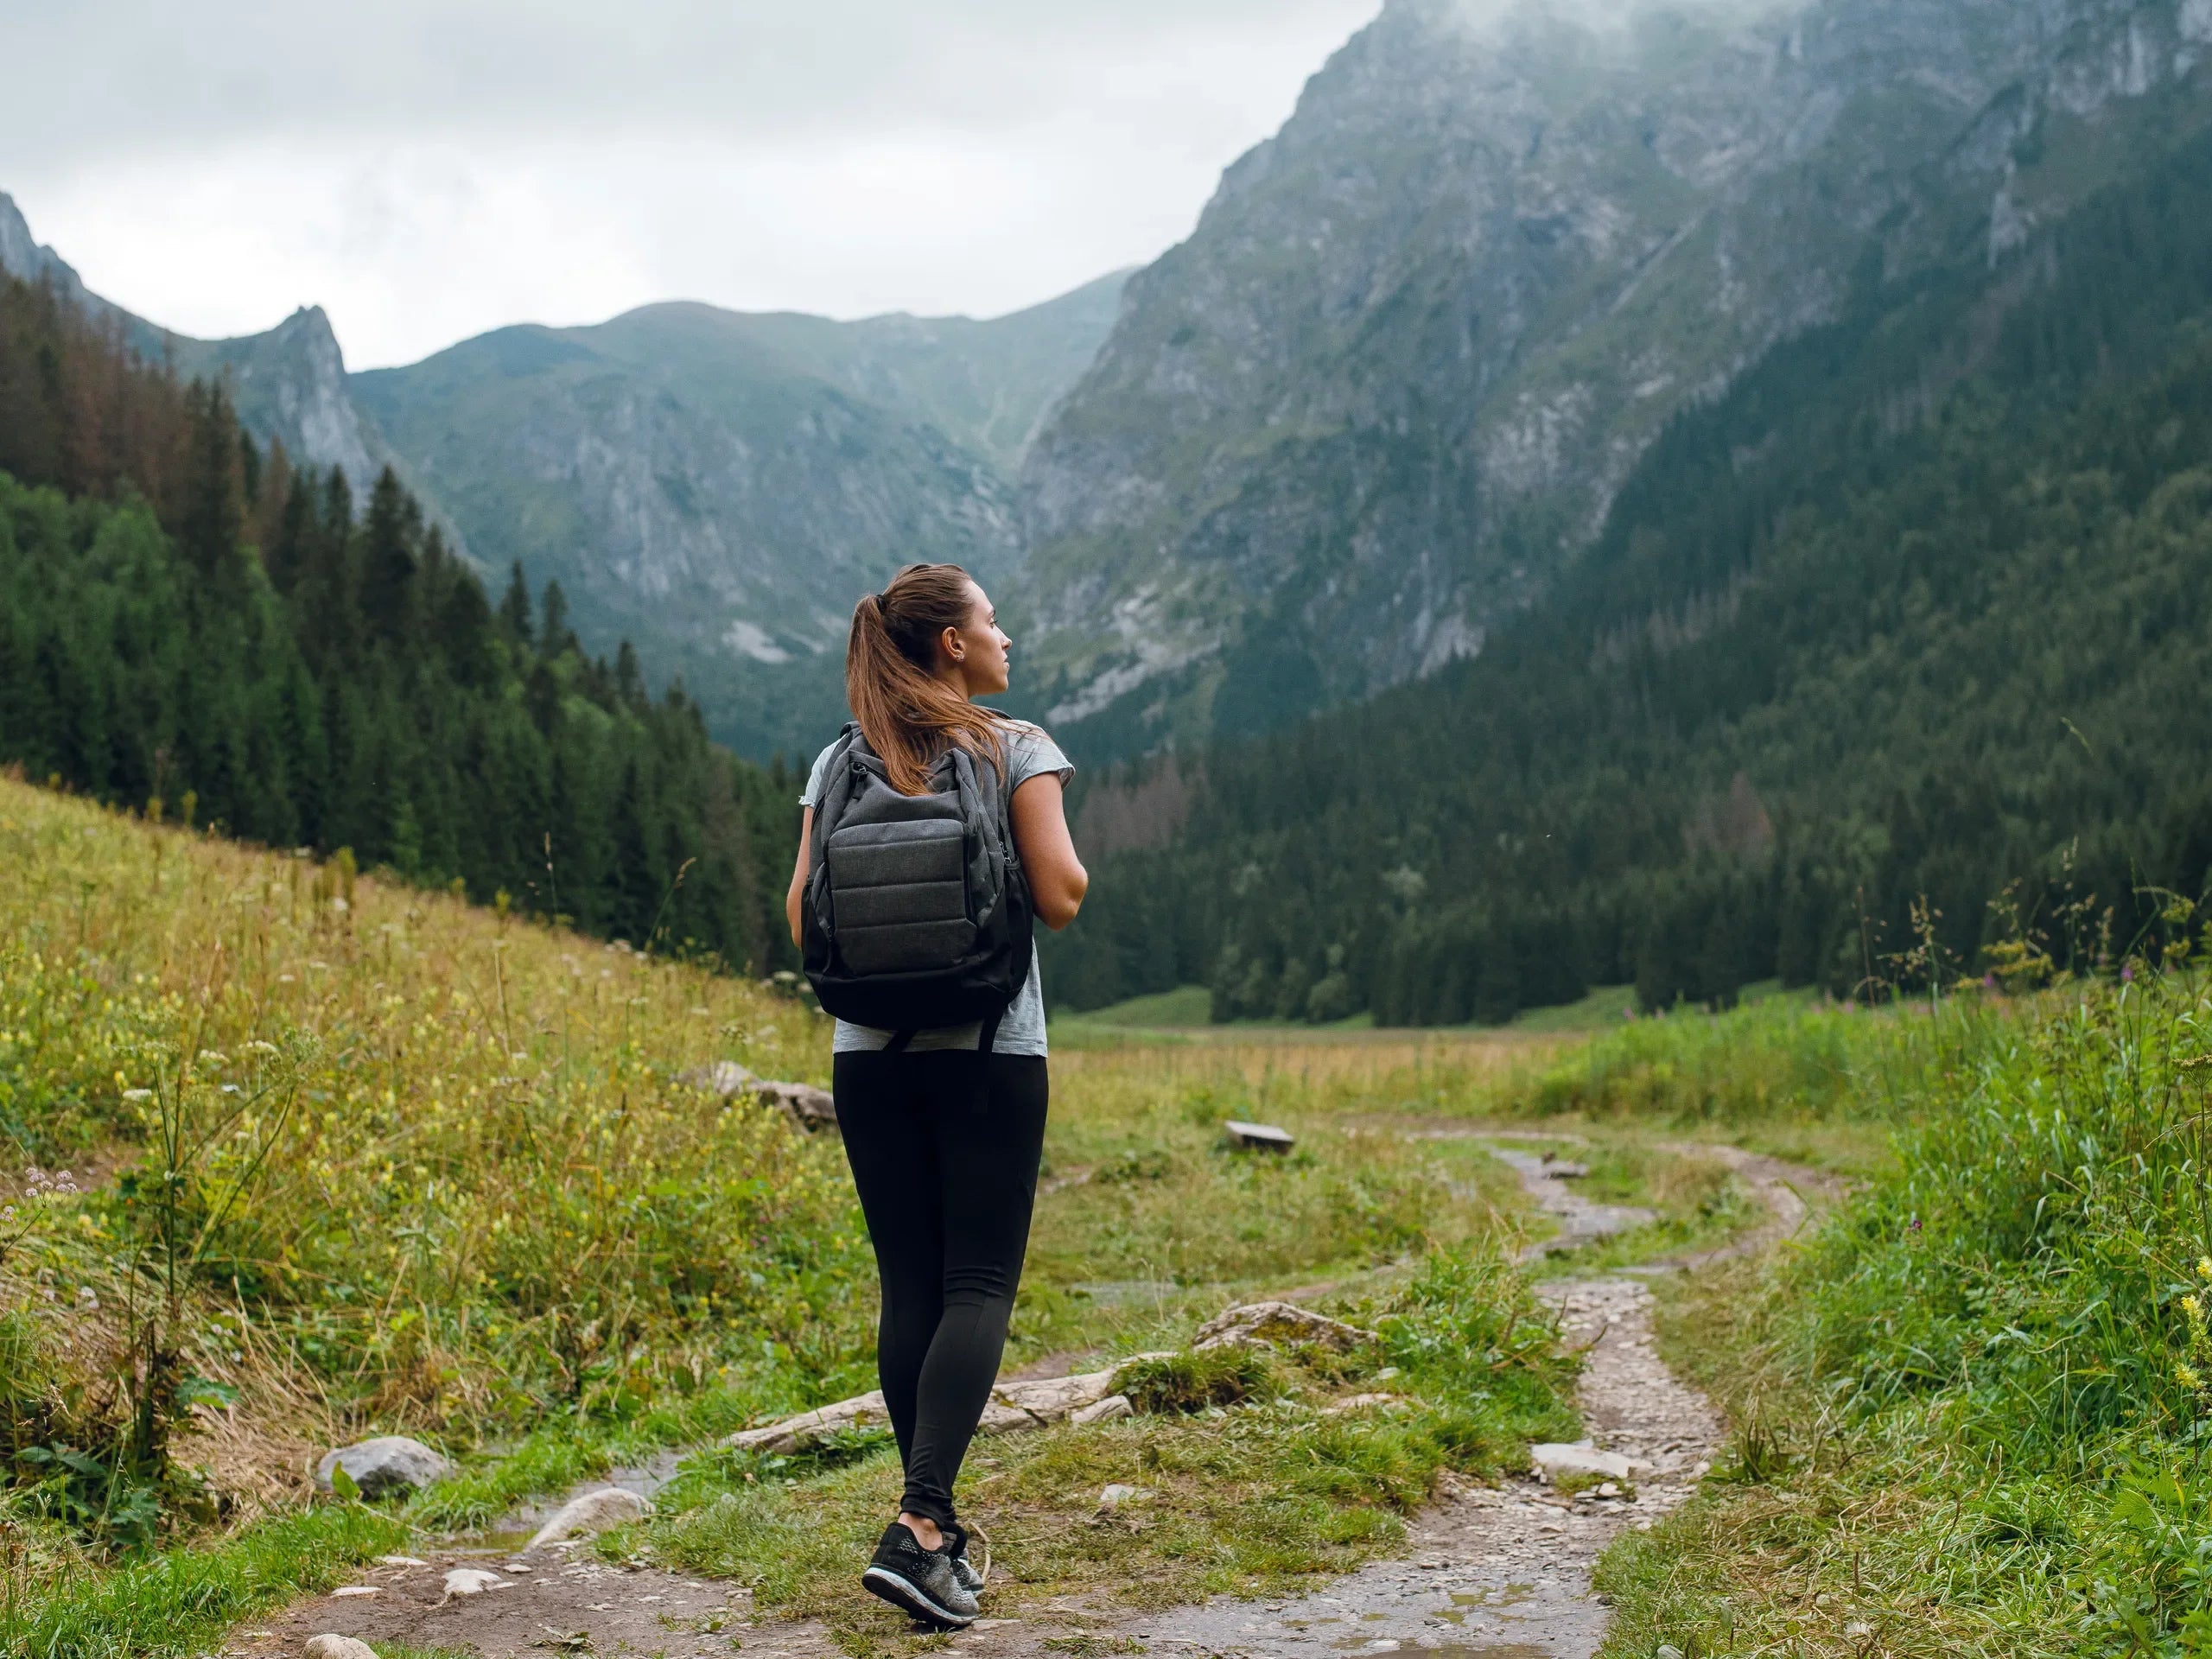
862;1565;977;1629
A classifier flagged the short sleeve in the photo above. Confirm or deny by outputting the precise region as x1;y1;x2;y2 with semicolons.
798;741;839;809
1003;722;1073;794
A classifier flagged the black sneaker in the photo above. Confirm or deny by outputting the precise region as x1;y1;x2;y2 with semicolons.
861;1522;979;1628
945;1521;987;1595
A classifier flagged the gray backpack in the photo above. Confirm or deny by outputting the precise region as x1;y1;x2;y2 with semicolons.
800;724;1033;1052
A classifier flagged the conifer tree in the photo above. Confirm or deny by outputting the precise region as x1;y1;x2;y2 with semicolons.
499;560;534;648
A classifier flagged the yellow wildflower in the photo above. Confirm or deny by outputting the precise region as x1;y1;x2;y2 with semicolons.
2181;1364;2204;1390
2198;1255;2212;1283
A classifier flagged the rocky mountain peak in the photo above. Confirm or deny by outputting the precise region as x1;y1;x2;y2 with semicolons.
1014;0;2212;755
213;303;382;492
0;192;40;279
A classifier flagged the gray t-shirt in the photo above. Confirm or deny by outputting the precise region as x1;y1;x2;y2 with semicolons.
800;721;1072;1056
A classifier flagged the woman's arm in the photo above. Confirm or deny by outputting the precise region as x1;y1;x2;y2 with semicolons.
785;806;812;950
1011;773;1088;931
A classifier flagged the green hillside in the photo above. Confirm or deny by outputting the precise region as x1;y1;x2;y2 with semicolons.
1046;118;2212;1025
0;270;797;970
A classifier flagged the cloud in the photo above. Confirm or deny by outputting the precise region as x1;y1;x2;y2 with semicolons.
4;0;1381;366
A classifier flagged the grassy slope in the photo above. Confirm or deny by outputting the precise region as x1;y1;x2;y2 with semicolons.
0;772;851;1650
1563;974;2212;1658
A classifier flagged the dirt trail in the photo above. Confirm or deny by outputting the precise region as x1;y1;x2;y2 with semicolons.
240;1143;1826;1659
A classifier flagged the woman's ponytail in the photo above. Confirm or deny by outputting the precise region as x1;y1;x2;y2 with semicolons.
845;563;1007;796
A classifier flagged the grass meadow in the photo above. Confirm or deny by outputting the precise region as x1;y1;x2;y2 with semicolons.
0;776;1594;1655
4;767;2205;1658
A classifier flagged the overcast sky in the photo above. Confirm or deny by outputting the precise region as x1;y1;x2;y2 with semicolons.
3;1;1382;369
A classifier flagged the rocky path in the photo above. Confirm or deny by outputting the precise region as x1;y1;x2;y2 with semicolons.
244;1141;1824;1659
1079;1275;1722;1659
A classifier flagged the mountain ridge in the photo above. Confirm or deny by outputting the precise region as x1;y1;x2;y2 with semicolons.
1;186;1126;756
1014;0;2212;756
350;271;1127;755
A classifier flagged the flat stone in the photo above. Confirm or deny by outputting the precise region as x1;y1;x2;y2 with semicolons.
1097;1483;1151;1509
1071;1393;1133;1426
441;1567;509;1599
993;1368;1120;1421
313;1436;450;1498
528;1486;650;1549
727;1389;890;1454
731;1358;1172;1453
1193;1300;1378;1352
1529;1440;1648;1483
1224;1120;1294;1151
303;1638;378;1659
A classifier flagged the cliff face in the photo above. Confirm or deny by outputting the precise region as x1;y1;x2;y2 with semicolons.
1;192;390;495
1014;0;2212;753
174;307;389;495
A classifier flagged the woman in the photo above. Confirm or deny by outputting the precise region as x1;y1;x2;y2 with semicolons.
785;562;1089;1628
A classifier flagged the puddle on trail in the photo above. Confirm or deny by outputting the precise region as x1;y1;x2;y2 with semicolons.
1453;1583;1536;1607
1486;1146;1656;1255
454;1528;534;1554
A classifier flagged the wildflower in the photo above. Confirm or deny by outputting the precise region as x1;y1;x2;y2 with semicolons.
121;1088;152;1102
2198;1256;2212;1282
2185;1294;2205;1321
2181;1364;2204;1390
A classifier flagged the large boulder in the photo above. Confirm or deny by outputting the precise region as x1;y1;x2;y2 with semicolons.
1192;1302;1377;1353
527;1485;650;1549
314;1435;450;1498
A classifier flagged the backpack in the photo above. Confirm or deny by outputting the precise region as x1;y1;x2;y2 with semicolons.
800;723;1034;1052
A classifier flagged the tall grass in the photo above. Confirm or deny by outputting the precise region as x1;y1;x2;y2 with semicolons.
1598;970;2212;1656
0;779;861;1555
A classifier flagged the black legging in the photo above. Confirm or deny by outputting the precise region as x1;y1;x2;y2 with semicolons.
834;1050;1050;1529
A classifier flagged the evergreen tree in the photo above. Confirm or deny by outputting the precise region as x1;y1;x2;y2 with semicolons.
499;560;534;648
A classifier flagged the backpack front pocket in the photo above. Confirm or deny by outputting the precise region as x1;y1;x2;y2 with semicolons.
825;818;977;975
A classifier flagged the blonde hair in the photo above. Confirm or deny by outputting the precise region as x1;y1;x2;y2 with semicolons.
845;563;1007;796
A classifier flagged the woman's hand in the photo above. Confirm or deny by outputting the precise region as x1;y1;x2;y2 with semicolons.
785;807;812;950
1011;773;1088;930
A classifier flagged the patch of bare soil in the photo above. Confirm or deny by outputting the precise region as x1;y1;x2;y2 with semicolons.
231;1548;751;1659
